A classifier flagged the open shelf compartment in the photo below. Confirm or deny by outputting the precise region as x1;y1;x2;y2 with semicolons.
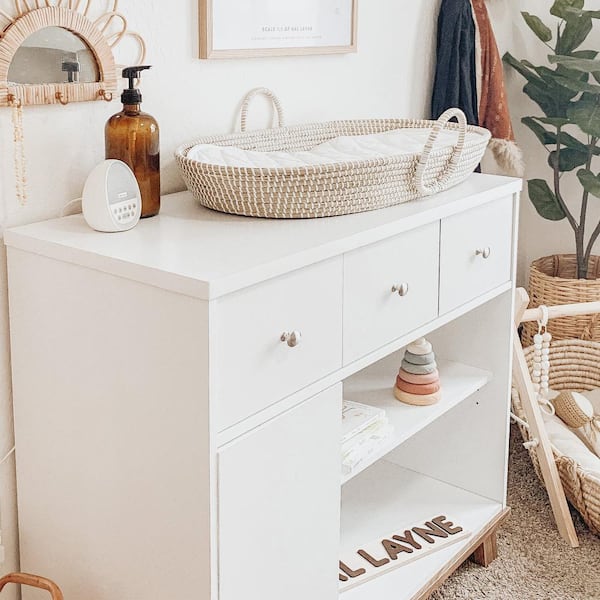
342;351;492;484
340;460;504;599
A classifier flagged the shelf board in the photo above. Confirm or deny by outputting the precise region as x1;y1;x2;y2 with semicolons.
340;461;503;599
342;354;492;484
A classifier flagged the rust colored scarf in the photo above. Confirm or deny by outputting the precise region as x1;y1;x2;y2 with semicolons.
471;0;524;176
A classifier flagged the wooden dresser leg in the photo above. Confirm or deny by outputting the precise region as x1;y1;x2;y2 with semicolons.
471;531;498;567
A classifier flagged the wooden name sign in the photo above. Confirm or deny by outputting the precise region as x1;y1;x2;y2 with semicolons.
339;515;470;591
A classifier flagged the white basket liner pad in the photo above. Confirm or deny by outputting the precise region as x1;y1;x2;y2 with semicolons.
186;127;479;169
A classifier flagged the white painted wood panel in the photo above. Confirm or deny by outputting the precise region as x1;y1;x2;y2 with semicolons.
3;176;521;300
218;385;342;600
390;291;515;504
7;249;212;600
342;354;491;484
214;258;343;431
341;461;502;600
439;195;513;314
343;223;439;364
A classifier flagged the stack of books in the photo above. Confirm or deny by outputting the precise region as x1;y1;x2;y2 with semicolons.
342;400;393;477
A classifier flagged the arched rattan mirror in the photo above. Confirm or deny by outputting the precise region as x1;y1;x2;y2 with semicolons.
0;1;145;107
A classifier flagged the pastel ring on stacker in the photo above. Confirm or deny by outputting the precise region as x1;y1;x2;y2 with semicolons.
406;339;433;355
398;369;440;384
403;351;436;366
395;376;441;395
401;360;438;375
394;387;441;406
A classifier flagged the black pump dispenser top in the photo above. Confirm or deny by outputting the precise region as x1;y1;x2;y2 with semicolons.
121;65;151;105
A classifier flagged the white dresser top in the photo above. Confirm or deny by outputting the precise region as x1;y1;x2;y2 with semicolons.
4;174;521;300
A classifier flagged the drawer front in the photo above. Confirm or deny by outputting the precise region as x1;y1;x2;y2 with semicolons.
343;222;440;364
214;258;343;431
440;196;513;314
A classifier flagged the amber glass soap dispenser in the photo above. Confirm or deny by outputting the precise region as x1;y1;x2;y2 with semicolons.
106;66;160;218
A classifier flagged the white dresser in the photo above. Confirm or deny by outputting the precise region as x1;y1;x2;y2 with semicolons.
5;173;521;600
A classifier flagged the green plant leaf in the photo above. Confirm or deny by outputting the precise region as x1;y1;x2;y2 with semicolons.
522;12;553;42
572;50;599;59
577;169;600;198
549;55;600;72
558;51;600;82
504;53;571;117
528;179;566;220
524;64;580;115
524;85;564;117
551;72;600;94
567;96;600;136
503;52;543;83
537;116;572;126
534;65;580;101
522;117;557;145
557;13;592;54
560;130;592;153
564;7;600;18
548;148;589;171
551;0;584;19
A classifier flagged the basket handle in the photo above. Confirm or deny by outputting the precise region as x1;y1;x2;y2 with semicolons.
0;573;64;600
415;108;468;197
240;87;286;132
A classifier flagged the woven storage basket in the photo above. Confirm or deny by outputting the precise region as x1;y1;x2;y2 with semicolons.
512;339;600;534
175;88;491;219
522;255;600;345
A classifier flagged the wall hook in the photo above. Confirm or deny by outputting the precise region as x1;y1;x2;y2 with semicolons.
55;92;69;106
98;89;113;102
7;93;21;108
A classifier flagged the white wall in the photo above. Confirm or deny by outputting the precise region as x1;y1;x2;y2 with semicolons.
0;0;441;591
488;0;600;283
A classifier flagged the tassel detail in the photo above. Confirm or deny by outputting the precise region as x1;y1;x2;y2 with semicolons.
488;138;525;177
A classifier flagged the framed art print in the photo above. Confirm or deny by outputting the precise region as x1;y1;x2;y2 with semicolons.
200;0;358;59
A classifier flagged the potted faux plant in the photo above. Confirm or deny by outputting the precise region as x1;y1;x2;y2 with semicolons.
504;0;600;343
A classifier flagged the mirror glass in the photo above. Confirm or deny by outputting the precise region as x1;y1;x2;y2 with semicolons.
7;26;100;85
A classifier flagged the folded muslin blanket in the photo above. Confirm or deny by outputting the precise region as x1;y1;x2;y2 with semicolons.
186;127;479;169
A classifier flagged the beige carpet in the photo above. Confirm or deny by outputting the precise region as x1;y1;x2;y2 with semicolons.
431;426;600;600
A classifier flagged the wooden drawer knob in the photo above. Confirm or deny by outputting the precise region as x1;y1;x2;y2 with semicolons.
280;330;302;348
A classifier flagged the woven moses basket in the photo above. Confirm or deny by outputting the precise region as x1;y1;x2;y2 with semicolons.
512;339;600;534
176;88;491;219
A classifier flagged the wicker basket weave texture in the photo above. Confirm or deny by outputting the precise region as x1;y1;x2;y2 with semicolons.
512;339;600;535
522;255;600;346
175;89;490;219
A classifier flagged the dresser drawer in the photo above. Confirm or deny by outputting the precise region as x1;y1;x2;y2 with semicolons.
439;196;513;314
214;258;343;431
343;222;440;364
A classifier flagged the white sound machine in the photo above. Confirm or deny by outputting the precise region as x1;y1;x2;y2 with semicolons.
82;160;142;232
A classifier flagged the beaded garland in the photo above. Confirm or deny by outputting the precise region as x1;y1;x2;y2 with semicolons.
532;306;554;415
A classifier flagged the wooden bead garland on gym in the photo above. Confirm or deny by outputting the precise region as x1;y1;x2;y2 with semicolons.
531;306;554;416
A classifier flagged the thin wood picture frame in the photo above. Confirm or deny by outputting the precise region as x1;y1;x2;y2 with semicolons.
199;0;358;59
